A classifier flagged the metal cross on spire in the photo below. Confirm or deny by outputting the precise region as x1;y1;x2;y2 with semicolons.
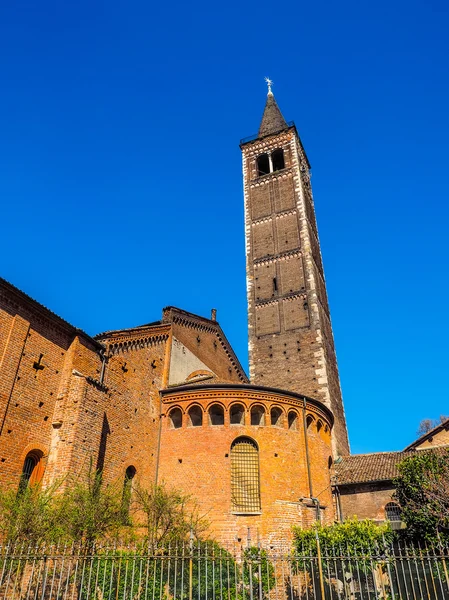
264;77;273;95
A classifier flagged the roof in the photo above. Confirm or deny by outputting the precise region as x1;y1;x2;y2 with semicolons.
334;449;436;486
0;277;103;350
404;417;449;451
258;92;288;137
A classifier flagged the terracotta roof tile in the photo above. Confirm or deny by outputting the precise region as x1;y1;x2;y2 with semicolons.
334;447;449;485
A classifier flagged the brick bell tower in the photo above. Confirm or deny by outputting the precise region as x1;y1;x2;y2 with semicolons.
240;80;349;456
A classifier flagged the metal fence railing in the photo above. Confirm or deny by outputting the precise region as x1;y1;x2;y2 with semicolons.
0;538;448;600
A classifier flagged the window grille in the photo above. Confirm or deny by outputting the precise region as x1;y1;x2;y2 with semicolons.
19;451;44;491
231;437;261;513
385;502;402;522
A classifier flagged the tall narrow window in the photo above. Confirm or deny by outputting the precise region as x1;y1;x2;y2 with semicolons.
231;437;261;513
288;411;298;430
250;405;265;426
121;466;136;521
271;149;285;172
230;404;245;425
256;154;270;176
168;408;183;429
19;450;44;491
270;407;283;427
188;406;203;427
209;404;224;425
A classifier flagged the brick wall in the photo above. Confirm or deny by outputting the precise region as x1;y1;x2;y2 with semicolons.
338;482;396;521
242;128;349;457
157;385;334;547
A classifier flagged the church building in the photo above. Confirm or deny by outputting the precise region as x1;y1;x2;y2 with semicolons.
1;83;425;546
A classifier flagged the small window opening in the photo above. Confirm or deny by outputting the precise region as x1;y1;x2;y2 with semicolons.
188;406;203;427
288;411;298;430
169;408;183;429
385;502;402;522
209;404;225;426
271;407;283;427
257;154;270;176
273;278;278;293
250;406;265;426
317;420;323;433
19;450;44;491
121;466;136;521
271;149;285;172
306;415;314;429
230;404;245;425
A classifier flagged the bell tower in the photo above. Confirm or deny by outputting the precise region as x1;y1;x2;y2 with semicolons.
241;81;349;456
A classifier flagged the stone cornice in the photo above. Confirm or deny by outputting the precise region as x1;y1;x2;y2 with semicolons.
97;324;171;356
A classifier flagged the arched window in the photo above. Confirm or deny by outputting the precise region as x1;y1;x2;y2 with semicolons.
250;405;265;426
209;404;224;426
188;406;203;427
385;502;402;522
19;450;44;491
257;154;270;177
306;415;314;429
168;407;183;429
230;404;245;425
270;407;283;427
271;149;285;172
121;466;136;521
288;411;298;430
231;437;261;513
317;420;323;433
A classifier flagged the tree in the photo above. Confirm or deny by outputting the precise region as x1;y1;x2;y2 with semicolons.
417;415;449;436
394;448;449;541
132;482;208;548
0;482;60;544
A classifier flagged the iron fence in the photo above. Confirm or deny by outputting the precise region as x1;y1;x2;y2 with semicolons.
0;538;448;600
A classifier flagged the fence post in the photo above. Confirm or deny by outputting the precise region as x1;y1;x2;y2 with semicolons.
315;529;326;600
189;528;193;600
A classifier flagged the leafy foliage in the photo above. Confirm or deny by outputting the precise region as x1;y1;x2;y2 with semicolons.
293;518;393;556
0;482;60;544
132;482;208;548
394;449;449;541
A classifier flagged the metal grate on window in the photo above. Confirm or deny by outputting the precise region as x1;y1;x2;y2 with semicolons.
385;502;402;522
231;437;261;513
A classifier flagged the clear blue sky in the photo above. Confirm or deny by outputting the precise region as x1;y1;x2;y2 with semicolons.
1;0;448;454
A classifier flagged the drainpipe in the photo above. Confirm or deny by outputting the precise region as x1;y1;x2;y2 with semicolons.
302;398;313;498
154;392;163;486
99;348;107;385
302;398;325;600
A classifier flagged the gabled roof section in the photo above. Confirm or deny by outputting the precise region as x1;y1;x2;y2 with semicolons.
162;306;248;383
404;417;449;451
258;92;288;138
334;447;449;486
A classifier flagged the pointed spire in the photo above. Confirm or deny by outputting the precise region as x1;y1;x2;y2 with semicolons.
258;78;288;138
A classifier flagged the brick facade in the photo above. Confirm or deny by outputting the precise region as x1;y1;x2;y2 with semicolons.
241;114;349;456
0;89;365;546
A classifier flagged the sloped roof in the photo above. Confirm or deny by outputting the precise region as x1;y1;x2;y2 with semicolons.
334;447;449;485
404;417;449;450
258;93;288;137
